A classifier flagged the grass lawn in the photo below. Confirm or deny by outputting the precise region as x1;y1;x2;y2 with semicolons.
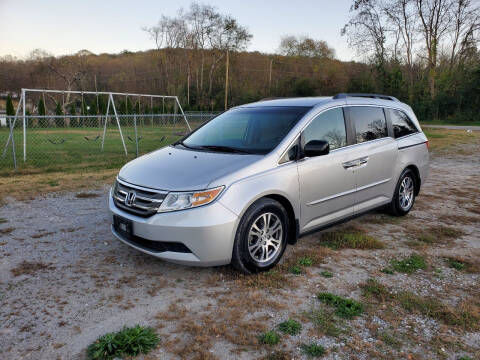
421;120;480;127
0;123;194;175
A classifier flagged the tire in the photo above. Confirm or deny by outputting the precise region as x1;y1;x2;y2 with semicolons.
388;168;416;216
231;198;289;274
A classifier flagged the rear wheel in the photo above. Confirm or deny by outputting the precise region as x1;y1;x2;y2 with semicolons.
388;168;416;216
231;198;289;274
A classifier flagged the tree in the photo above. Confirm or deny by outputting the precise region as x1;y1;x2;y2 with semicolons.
342;0;390;65
55;102;64;127
278;35;335;58
6;95;15;116
38;98;46;116
69;103;78;128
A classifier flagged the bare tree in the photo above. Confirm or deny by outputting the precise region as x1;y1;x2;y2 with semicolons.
342;0;391;64
448;0;480;68
384;0;418;98
415;0;453;98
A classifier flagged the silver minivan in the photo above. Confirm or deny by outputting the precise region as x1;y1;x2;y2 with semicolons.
109;94;429;273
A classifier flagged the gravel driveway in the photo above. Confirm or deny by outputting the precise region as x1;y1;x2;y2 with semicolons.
0;142;479;360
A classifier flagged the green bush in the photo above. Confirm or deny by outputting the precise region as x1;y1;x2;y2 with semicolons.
86;325;159;360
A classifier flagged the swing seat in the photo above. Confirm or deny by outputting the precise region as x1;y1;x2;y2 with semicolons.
159;136;165;142
84;135;100;142
127;136;143;142
47;138;66;145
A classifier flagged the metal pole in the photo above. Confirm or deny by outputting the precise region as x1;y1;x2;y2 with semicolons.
2;92;23;158
9;118;16;170
101;95;111;151
224;49;229;111
175;97;191;131
22;89;26;162
134;114;139;158
110;94;128;156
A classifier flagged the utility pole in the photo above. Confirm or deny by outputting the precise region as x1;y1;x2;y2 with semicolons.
268;58;273;95
224;49;229;111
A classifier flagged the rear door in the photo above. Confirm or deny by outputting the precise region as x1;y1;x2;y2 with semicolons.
344;106;398;213
297;107;357;232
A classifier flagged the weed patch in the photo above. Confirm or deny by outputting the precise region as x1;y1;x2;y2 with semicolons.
320;271;333;278
300;343;326;357
289;265;303;275
259;330;280;345
260;351;291;360
278;319;301;335
298;256;313;266
317;293;363;319
360;279;480;331
318;226;384;250
445;257;480;273
87;325;159;360
303;307;343;337
414;225;464;245
386;254;427;274
360;278;392;302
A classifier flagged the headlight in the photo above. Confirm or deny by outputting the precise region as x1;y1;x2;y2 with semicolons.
158;186;225;212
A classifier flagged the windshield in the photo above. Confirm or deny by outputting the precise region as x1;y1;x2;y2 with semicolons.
180;106;310;154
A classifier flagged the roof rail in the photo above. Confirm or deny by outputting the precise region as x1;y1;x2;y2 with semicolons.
333;93;399;102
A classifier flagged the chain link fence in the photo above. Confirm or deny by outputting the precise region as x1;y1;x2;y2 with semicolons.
0;112;220;174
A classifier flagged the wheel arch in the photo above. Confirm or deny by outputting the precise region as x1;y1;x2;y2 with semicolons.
264;194;299;245
405;164;421;196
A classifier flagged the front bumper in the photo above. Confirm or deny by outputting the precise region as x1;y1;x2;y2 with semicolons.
109;195;239;266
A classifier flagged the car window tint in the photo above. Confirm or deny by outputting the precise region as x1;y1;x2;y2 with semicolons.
303;108;347;150
386;108;418;138
350;106;387;143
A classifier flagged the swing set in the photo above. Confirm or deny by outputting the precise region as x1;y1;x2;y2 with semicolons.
2;89;191;163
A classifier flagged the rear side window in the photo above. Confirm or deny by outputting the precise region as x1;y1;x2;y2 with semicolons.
386;109;418;138
303;107;347;150
349;106;387;143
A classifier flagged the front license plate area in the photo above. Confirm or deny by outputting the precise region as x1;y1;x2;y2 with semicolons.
113;215;133;238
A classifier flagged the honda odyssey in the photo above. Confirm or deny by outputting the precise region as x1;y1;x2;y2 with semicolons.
109;94;429;273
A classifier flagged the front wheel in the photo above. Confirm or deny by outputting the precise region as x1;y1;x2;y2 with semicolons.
388;168;416;216
231;198;289;274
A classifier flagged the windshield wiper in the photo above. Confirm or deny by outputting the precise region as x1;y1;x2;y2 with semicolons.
173;140;198;150
198;145;253;154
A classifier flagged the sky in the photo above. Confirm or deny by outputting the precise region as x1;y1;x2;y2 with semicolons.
0;0;355;61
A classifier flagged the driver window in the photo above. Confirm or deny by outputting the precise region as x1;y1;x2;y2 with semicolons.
303;108;347;151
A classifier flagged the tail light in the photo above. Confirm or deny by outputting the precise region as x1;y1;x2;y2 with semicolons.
425;140;429;149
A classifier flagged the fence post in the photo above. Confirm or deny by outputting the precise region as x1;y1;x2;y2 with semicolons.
23;89;26;162
9;118;17;170
134;114;139;158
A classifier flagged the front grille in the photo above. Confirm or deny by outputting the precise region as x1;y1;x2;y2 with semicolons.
113;179;167;217
113;223;191;253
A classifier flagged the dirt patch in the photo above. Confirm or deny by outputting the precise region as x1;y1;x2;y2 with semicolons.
10;261;55;277
75;192;100;199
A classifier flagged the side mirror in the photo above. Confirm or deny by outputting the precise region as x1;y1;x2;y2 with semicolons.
304;140;329;157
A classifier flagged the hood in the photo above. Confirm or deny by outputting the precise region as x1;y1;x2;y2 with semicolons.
118;146;262;191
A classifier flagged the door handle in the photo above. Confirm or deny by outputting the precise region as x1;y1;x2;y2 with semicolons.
359;157;369;165
342;160;360;169
342;157;368;169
